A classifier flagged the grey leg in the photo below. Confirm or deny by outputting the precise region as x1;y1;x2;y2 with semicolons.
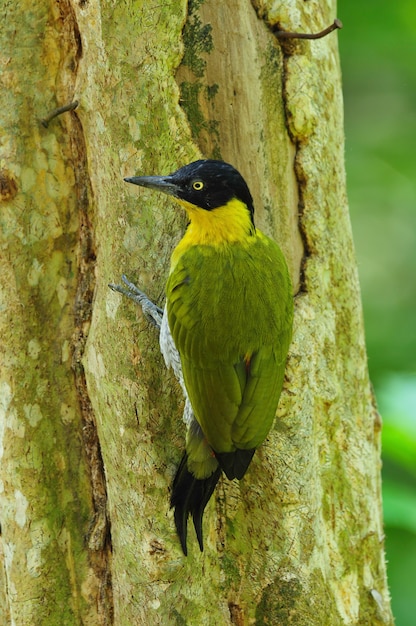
108;275;163;329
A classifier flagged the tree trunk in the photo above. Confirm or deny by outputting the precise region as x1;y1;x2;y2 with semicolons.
0;1;393;624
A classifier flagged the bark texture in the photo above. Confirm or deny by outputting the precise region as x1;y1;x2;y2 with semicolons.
0;0;393;624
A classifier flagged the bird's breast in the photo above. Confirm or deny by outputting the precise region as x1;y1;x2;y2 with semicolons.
166;233;292;364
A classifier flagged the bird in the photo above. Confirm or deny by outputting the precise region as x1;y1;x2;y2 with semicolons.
116;159;293;555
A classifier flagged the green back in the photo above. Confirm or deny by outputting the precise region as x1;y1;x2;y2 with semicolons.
167;233;293;454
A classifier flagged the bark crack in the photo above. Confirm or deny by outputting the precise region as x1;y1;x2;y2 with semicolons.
228;601;244;626
69;109;114;625
279;60;310;295
251;3;312;294
58;0;114;621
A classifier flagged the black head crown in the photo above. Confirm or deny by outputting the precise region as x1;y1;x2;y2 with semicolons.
168;160;255;214
125;160;255;223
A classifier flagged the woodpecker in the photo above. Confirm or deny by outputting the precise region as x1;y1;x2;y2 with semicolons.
111;159;293;554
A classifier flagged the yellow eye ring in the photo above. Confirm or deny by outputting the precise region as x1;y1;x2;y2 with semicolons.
192;180;204;191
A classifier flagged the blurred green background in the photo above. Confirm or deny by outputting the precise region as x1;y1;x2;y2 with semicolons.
339;1;416;624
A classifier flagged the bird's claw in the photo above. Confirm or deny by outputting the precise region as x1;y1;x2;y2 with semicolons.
108;275;163;329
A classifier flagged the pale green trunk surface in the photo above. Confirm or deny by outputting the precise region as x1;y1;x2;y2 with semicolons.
0;0;393;625
0;1;111;624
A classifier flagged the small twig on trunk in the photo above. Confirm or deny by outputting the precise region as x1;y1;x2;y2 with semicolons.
274;18;343;40
40;100;79;128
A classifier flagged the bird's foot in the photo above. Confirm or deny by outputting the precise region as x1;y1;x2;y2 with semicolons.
108;275;163;329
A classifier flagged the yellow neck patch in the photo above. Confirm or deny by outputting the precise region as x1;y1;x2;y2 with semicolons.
179;197;254;244
170;198;255;270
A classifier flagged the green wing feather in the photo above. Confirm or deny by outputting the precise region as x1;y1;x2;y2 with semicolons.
167;232;293;467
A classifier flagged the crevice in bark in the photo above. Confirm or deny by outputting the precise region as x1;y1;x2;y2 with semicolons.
278;46;310;296
56;0;83;82
57;0;113;621
69;109;114;625
228;601;244;625
251;5;312;294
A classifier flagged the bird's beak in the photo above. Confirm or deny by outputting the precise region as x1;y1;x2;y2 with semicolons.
124;175;180;198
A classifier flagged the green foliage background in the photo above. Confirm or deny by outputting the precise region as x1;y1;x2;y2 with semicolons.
339;2;416;624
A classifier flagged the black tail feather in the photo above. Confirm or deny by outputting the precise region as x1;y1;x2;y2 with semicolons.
215;448;256;480
170;453;221;555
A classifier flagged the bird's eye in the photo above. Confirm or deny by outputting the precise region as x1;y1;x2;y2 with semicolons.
192;180;204;191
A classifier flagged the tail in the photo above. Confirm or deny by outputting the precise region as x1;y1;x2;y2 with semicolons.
215;448;256;480
170;453;221;555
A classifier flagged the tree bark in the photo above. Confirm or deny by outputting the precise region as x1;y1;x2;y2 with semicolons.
0;1;393;624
